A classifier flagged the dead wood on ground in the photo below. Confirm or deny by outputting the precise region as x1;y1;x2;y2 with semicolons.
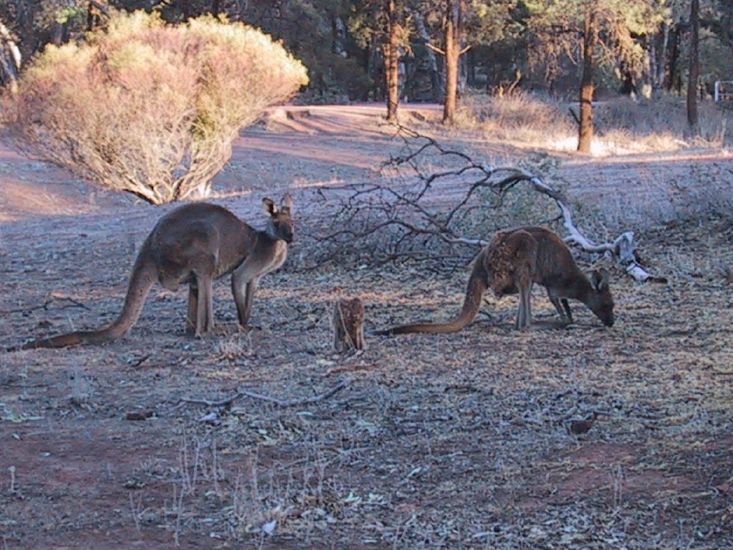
318;126;662;282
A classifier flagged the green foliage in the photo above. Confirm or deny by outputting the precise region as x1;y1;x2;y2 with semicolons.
54;7;85;26
6;11;308;205
523;0;668;76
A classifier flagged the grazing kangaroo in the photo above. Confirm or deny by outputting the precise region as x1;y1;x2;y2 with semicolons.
382;226;615;334
11;195;294;350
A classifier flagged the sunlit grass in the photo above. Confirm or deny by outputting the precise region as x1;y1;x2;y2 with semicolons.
457;91;731;155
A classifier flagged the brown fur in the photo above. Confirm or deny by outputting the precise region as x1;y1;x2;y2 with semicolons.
333;298;366;352
10;195;294;350
382;226;615;335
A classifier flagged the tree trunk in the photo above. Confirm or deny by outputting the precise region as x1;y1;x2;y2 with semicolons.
686;0;700;136
414;13;442;101
0;20;21;94
50;22;64;46
577;8;596;154
368;38;384;101
656;23;669;90
87;1;110;32
666;24;682;92
443;0;461;125
386;0;400;122
332;16;348;57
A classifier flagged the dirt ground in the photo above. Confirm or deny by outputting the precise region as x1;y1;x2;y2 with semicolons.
1;104;733;548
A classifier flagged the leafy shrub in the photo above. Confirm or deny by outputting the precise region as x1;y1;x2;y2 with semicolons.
5;11;308;204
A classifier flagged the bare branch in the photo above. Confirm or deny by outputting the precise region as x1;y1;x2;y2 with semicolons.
313;126;660;282
425;42;446;55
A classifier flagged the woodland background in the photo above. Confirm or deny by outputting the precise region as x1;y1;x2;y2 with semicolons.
1;1;731;108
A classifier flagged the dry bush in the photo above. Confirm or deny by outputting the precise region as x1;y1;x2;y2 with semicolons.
4;11;308;205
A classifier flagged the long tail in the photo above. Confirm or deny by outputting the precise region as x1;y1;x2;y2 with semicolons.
10;254;158;351
381;259;489;335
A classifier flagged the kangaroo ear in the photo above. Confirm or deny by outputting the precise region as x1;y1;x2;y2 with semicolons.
591;268;610;291
281;193;293;213
262;197;278;216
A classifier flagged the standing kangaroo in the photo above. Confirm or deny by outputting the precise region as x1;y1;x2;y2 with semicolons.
382;226;615;334
11;195;294;350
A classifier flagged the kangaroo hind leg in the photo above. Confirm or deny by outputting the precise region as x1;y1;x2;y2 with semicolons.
187;281;199;335
191;252;217;337
193;273;214;337
516;283;532;330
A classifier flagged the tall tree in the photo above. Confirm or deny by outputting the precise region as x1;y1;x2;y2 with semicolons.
686;0;700;136
526;0;667;153
385;0;400;121
0;18;20;93
578;7;597;153
442;0;462;124
420;0;469;124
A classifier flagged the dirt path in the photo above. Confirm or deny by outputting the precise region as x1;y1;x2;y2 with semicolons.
1;105;732;548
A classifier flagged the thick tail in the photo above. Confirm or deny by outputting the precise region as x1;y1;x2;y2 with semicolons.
380;259;489;335
11;254;158;351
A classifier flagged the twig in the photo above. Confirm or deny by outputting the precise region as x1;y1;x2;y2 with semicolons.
178;379;351;408
324;364;377;376
128;354;151;368
0;296;90;315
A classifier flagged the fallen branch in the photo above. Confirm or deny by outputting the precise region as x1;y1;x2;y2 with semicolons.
179;379;351;409
317;125;662;282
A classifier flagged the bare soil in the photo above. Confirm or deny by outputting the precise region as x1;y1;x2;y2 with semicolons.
1;104;733;548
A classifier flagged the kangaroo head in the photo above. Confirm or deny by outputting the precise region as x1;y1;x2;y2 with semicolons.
262;194;294;243
587;268;615;327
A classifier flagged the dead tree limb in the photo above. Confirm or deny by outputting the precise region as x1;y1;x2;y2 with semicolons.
178;379;351;409
318;126;660;282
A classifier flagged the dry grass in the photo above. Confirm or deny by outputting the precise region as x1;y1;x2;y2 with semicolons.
456;90;575;147
457;91;732;155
